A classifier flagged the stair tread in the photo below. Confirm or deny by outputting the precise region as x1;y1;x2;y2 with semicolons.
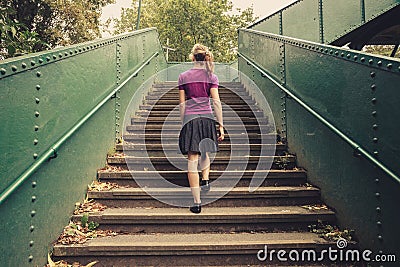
97;169;307;185
122;134;274;139
88;186;320;201
53;232;333;252
139;104;254;108
110;155;292;158
97;169;306;177
77;205;333;218
119;143;282;147
133;114;258;117
118;146;282;154
123;132;273;136
147;93;248;97
98;169;304;174
106;155;295;166
89;186;319;196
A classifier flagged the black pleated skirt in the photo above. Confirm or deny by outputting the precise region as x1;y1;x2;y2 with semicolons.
179;113;219;155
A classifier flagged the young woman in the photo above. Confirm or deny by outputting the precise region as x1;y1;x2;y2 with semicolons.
178;44;224;214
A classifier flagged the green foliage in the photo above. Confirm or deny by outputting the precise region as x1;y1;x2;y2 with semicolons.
45;0;115;46
275;152;293;170
309;220;354;242
109;0;257;62
81;212;89;227
80;212;99;230
0;5;48;59
87;221;100;231
0;0;115;59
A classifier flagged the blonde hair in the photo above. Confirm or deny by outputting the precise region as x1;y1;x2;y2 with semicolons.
189;43;214;76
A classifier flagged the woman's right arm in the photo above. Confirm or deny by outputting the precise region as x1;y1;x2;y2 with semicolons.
179;89;186;123
210;87;224;141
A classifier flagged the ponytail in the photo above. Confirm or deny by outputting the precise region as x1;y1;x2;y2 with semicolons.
204;50;214;77
190;44;215;76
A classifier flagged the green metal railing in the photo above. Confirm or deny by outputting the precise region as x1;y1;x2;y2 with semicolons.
238;51;400;185
238;27;400;255
0;28;166;266
248;0;400;44
0;51;159;206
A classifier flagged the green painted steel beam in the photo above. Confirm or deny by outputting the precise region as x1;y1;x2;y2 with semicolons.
0;52;158;206
238;51;400;185
0;28;158;79
0;27;167;266
239;28;400;184
248;0;400;46
238;27;400;254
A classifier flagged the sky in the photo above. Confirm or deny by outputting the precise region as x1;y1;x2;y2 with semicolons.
101;0;298;23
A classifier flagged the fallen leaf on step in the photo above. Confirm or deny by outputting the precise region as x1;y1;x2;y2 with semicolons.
74;200;107;215
88;181;119;191
56;221;117;245
47;254;56;267
301;204;328;211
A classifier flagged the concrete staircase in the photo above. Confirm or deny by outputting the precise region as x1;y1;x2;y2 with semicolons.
53;82;343;266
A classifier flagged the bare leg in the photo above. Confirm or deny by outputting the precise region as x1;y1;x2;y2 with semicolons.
199;152;210;181
187;152;201;204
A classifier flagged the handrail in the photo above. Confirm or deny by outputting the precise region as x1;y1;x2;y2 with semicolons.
0;27;157;79
0;51;159;205
247;0;301;29
238;51;400;185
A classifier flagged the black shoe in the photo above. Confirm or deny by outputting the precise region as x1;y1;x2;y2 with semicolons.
200;180;210;192
190;203;201;214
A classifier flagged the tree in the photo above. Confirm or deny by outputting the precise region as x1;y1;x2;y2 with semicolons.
108;0;257;62
45;0;116;46
0;5;47;59
1;0;115;59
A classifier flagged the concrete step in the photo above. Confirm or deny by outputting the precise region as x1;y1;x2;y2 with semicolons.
71;206;335;233
52;232;339;266
131;116;267;124
147;87;250;98
106;155;296;171
122;132;275;143
117;143;283;150
148;90;249;97
144;94;253;101
135;109;264;117
121;138;272;145
149;87;247;93
152;82;244;88
88;186;321;208
153;81;244;85
151;85;246;90
144;99;256;106
116;143;285;157
97;169;308;187
139;104;257;111
125;123;269;134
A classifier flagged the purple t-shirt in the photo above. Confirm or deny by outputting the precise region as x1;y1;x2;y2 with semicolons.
178;68;219;115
